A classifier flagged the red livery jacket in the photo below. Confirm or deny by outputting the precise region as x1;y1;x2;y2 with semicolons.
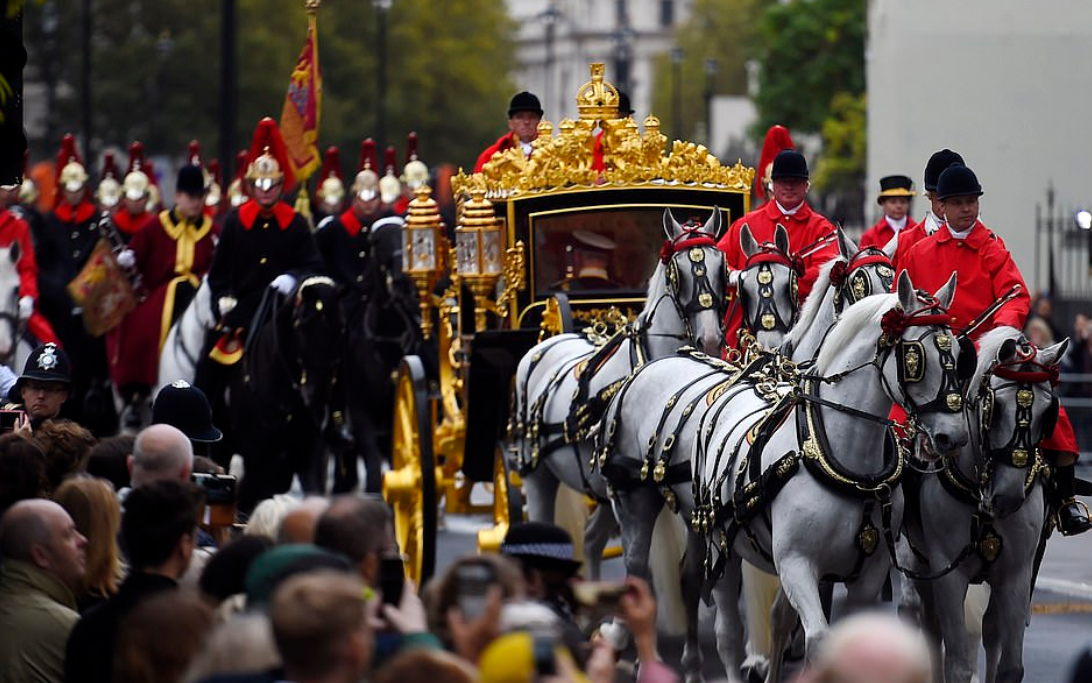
860;216;918;251
716;200;838;348
898;220;1077;457
0;208;57;344
474;132;519;173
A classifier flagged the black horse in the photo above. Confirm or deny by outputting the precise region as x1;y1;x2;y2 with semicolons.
332;223;428;494
229;275;345;511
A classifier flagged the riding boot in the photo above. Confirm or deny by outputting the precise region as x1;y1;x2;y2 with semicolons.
1053;463;1091;536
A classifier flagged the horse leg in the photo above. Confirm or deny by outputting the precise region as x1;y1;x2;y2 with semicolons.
680;527;705;683
742;561;779;673
583;501;618;580
710;559;747;681
910;578;946;683
764;587;799;683
772;556;827;664
931;574;976;683
985;575;1031;683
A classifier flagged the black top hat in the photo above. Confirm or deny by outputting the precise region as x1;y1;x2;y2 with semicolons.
508;91;544;118
924;149;964;192
617;91;634;117
936;163;983;201
770;149;809;181
501;522;582;575
10;343;73;400
877;175;915;203
176;164;206;196
152;380;223;443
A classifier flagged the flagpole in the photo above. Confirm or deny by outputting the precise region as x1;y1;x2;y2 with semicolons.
294;0;321;223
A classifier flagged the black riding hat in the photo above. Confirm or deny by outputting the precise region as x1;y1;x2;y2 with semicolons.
877;175;915;204
10;342;73;399
176;164;206;196
924;149;964;193
936;163;983;201
501;521;582;576
770;149;809;181
507;91;544;118
152;379;223;443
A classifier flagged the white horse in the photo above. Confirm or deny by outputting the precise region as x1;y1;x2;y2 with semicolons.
513;208;730;576
901;327;1067;683
599;271;970;682
0;243;35;375
156;275;215;393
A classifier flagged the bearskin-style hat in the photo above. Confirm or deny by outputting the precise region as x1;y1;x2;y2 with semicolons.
245;117;296;192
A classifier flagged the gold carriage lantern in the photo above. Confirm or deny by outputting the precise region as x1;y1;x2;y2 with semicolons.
402;185;445;339
455;187;505;332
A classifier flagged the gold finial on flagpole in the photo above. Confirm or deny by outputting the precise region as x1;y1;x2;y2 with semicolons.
306;0;321;13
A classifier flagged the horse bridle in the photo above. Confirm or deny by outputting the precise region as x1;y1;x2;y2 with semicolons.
647;223;727;345
739;243;802;335
828;247;895;314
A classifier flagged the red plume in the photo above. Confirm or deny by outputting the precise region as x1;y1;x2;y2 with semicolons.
234;150;249;183
755;125;794;200
22;150;30;180
207;159;222;187
54;133;81;181
144;159;160;188
100;151;121;182
405;132;419;165
245;117;296;191
358;139;377;173
127;141;146;174
320;146;342;182
383;146;397;175
188;140;202;167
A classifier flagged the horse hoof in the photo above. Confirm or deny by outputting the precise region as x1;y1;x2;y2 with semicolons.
741;656;768;683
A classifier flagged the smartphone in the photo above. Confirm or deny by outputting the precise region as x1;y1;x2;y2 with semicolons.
454;561;495;620
570;581;631;613
190;473;237;505
379;555;406;606
0;409;25;433
532;636;557;677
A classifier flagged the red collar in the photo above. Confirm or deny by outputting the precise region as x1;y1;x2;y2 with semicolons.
54;201;96;224
935;220;989;250
339;208;364;238
239;200;296;230
761;200;813;223
113;208;147;235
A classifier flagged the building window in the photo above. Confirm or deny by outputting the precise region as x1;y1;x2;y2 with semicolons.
660;0;674;27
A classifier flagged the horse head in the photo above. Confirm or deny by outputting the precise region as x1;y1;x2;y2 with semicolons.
647;207;729;356
876;271;971;456
285;275;345;407
0;242;23;363
737;224;799;351
969;329;1067;518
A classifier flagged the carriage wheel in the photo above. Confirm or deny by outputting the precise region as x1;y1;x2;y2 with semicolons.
477;442;525;553
382;356;438;585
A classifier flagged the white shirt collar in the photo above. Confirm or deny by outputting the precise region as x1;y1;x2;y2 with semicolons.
885;215;908;232
923;211;944;235
775;200;805;216
946;221;976;240
520;141;534;157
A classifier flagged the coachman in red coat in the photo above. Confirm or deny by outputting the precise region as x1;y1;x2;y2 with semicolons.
860;174;918;250
474;91;543;173
900;163;1090;535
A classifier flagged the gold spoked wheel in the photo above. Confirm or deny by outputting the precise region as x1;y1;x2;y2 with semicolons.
382;356;437;585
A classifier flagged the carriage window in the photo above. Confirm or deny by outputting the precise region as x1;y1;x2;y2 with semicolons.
530;206;717;297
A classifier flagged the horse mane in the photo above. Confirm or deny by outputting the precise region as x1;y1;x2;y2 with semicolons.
815;293;898;375
783;254;846;351
967;326;1023;397
640;262;668;321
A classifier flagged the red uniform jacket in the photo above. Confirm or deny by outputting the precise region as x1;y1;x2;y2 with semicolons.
106;209;216;390
859;216;917;250
0;208;57;344
474;132;519;173
891;216;940;271
898;220;1077;457
716;200;838;348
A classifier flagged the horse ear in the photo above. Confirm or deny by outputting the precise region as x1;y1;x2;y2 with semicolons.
8;241;19;265
705;207;725;240
896;270;915;310
997;338;1018;363
740;224;758;258
882;233;898;259
662;208;682;241
774;224;790;254
1038;337;1069;367
836;228;855;260
934;271;958;311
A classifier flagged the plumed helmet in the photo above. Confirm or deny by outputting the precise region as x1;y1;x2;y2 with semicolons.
122;170;150;201
205;159;223;209
96;151;122;207
936;163;983;201
316;147;345;205
245;117;295;192
351;139;379;201
152;379;223;443
10;342;73;400
401;132;428;190
55;133;88;198
19;151;39;205
770;149;809;181
924;149;964;193
379;146;401;204
228;150;249;207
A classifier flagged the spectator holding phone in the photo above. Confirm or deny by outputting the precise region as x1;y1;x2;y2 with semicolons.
4;342;73;430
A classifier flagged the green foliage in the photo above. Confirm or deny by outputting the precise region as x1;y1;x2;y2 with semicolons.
650;0;773;144
811;91;865;193
751;0;865;135
23;0;516;171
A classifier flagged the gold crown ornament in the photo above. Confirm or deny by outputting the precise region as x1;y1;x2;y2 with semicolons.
576;63;620;122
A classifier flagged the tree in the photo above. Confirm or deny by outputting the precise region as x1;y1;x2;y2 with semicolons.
22;0;517;174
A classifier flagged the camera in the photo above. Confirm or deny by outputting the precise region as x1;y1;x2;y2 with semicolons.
0;410;25;433
190;473;237;505
454;561;496;620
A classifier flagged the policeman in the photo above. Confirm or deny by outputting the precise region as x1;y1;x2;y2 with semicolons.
899;163;1089;535
474;91;544;173
859;175;917;249
198;117;322;376
151;380;223;455
5;342;73;428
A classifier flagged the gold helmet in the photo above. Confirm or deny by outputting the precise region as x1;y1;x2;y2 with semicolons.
227;150;249;207
401;132;429;190
95;150;122;207
316;147;346;206
351;139;379;202
379;146;401;205
244;117;294;192
205;159;223;210
16;151;38;205
123;170;150;202
54;134;88;200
